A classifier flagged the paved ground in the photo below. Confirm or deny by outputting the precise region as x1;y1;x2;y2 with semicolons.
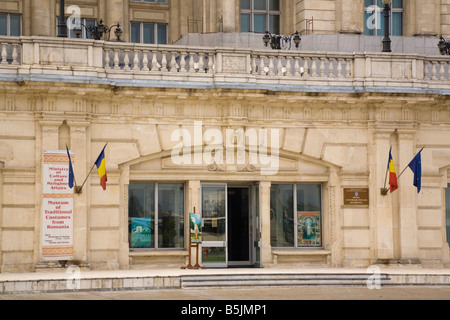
2;286;450;300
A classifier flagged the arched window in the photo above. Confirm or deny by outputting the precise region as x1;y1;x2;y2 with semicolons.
364;0;403;36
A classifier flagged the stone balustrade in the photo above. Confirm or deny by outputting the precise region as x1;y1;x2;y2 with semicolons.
1;36;450;92
0;39;21;66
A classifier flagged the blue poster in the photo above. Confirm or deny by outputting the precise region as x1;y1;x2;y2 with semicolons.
131;218;151;248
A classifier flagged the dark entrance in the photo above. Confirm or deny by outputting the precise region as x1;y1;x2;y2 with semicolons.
227;187;250;265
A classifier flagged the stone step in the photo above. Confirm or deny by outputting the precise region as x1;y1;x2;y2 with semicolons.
181;273;391;288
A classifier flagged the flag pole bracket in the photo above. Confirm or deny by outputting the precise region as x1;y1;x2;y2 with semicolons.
380;188;389;196
75;186;83;194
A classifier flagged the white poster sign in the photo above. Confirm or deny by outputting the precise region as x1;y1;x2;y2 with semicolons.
41;150;74;261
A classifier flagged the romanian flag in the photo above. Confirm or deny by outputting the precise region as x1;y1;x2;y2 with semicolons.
388;149;398;193
95;146;107;191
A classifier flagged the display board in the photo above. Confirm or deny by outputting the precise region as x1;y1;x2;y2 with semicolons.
41;150;74;261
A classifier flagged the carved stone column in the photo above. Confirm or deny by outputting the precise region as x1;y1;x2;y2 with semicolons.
31;0;53;37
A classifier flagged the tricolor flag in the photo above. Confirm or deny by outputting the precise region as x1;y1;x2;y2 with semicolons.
66;146;75;189
388;149;398;193
408;149;422;194
95;146;107;191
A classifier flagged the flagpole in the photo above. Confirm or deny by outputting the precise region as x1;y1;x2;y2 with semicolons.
382;146;424;195
382;147;391;191
76;143;108;194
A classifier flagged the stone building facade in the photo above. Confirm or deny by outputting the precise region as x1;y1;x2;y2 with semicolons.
0;0;449;272
3;0;450;42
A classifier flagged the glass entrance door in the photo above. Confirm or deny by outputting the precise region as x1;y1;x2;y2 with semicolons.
252;182;262;268
201;184;227;268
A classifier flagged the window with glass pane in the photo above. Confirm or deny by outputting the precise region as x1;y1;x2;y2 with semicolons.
297;184;322;247
84;19;96;39
364;0;403;36
270;184;294;247
271;184;323;248
9;14;20;36
129;183;155;249
130;22;141;43
0;13;21;36
157;24;167;44
129;183;184;250
241;13;251;32
0;14;6;36
158;183;184;248
131;22;167;44
240;0;280;34
143;23;155;44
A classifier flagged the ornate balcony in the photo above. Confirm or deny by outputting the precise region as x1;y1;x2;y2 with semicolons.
0;36;449;95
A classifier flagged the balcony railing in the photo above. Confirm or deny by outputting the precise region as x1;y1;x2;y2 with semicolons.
1;36;450;92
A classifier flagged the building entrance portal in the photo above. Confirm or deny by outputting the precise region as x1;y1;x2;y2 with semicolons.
201;183;261;268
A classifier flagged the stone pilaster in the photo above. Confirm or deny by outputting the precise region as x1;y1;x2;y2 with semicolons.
67;120;90;264
260;181;272;267
337;0;364;34
372;129;396;263
397;129;420;264
106;0;126;41
219;0;236;33
187;180;201;265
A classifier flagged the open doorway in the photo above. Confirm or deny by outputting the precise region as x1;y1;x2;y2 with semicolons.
227;187;250;266
201;183;260;268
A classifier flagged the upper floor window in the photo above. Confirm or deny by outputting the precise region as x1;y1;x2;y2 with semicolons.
364;0;403;36
130;22;167;44
240;0;280;34
0;13;21;36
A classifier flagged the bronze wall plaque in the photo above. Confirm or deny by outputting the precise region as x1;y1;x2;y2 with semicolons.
344;188;369;206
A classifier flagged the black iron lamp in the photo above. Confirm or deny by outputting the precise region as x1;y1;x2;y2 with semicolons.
438;36;450;55
74;19;123;41
382;0;392;52
263;31;301;50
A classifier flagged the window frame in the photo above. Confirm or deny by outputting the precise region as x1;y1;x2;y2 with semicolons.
364;0;403;36
0;13;22;37
130;21;168;44
270;183;323;249
128;182;185;251
240;0;281;34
